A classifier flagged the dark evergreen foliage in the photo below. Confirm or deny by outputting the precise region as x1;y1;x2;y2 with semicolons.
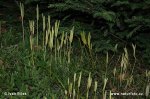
47;0;150;64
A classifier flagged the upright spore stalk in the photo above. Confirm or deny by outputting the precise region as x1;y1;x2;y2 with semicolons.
19;2;25;45
36;5;39;46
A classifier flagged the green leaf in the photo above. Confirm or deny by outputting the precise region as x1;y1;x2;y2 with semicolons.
93;11;116;22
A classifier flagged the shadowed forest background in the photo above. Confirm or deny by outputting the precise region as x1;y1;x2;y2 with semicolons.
0;0;150;99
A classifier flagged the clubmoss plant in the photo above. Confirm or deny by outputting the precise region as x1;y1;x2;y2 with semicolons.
105;52;109;77
131;44;137;75
102;77;108;99
86;72;92;99
68;27;74;63
36;5;39;46
42;14;46;48
145;70;150;98
80;31;87;45
94;81;98;99
77;72;82;99
119;48;129;87
29;20;35;66
54;20;60;62
19;2;25;45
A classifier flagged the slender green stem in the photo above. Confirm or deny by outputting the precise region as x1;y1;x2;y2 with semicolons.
22;19;25;46
55;37;57;62
37;20;38;46
86;89;89;99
